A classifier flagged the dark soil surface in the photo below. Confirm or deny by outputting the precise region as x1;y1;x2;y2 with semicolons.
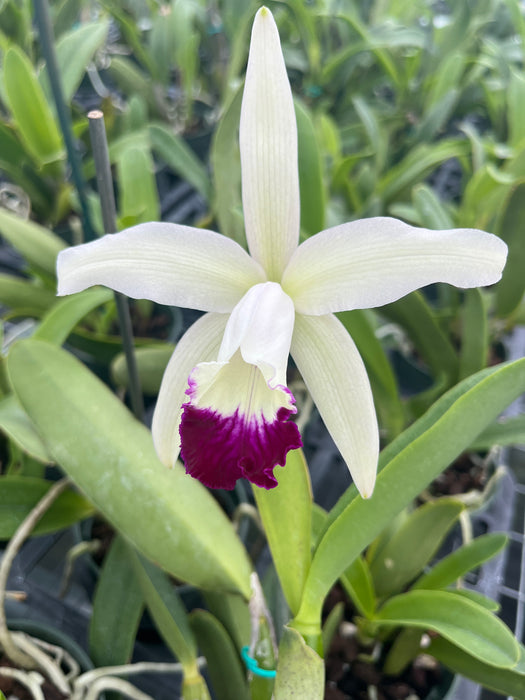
0;655;67;700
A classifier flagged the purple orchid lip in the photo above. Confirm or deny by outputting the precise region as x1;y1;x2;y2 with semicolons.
179;393;302;490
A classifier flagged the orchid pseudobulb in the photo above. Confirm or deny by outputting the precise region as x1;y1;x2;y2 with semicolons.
57;7;507;498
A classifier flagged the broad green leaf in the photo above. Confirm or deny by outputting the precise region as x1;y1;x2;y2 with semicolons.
450;589;500;612
7;339;252;597
294;358;525;633
130;551;197;668
429;637;525;698
4;47;64;164
49;20;110;103
89;535;144;667
459;288;488;380
413;533;507;591
149;124;211;201
0;275;56;316
211;87;245;246
111;344;174;396
469;414;525;450
495;180;525;317
295;100;325;236
273;627;324;700
189;610;250;700
107;56;161;118
375;590;518;668
0;395;51;463
369;499;464;598
34;288;113;345
0;209;66;275
253;449;312;616
117;145;159;226
203;591;250;651
0;475;95;538
340;555;376;618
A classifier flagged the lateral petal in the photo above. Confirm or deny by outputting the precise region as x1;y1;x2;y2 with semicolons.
152;312;229;467
240;7;300;280
291;313;379;498
282;217;508;314
57;222;266;312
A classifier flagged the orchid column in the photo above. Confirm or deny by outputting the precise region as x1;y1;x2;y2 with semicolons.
57;9;506;501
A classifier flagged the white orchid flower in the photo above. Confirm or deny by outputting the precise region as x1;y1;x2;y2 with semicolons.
57;7;507;499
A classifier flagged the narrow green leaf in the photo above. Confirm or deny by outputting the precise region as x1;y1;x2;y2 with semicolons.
0;475;95;538
413;533;507;591
0;275;56;316
51;20;109;103
34;288;113;345
429;637;525;698
149;124;211;201
4;47;64;164
495;180;525;317
459;288;488;380
211;87;245;246
508;69;525;148
253;449;312;616
369;499;464;597
450;589;500;612
107;56;161;118
0;395;51;463
130;551;197;668
340;555;376;618
117;145;159;226
469;414;525;450
111;344;174;396
202;591;250;651
295;100;325;236
412;184;454;230
322;601;344;656
294;358;525;632
7;339;252;597
189;610;250;700
89;535;144;666
376;590;518;668
273;627;324;700
0;208;66;275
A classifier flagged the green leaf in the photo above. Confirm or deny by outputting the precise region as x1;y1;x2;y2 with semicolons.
111;344;174;396
0;475;95;538
0;395;51;463
89;535;144;667
149;124;211;201
429;637;525;698
253;449;312;616
34;288;113;345
211;87;245;246
202;591;250;651
340;555;376;618
412;184;454;230
0;209;66;275
413;533;507;591
117;145;159;225
459;288;488;380
507;69;525;148
295;100;325;236
0;275;56;317
7;339;252;597
294;358;525;634
322;601;344;655
369;499;464;598
4;47;64;165
469;414;525;450
130;551;197;668
51;20;110;104
375;590;519;668
495;180;525;317
449;589;500;612
273;627;324;700
189;610;250;700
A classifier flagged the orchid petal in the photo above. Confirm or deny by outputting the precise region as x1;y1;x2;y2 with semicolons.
240;6;300;280
180;350;301;490
152;312;229;467
291;313;379;498
282;217;508;314
57;223;266;312
218;281;295;386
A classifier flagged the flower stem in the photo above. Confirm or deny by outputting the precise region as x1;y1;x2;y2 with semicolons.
88;111;144;422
